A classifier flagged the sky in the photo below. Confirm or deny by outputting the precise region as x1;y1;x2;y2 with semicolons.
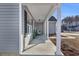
53;3;79;20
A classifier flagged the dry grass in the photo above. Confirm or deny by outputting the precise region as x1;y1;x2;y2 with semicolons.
50;32;79;56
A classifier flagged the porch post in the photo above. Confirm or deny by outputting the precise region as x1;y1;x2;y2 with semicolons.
55;4;62;55
33;20;35;30
19;3;23;53
46;18;49;39
31;19;33;39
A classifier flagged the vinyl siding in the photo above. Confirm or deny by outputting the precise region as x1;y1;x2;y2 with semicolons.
0;3;19;52
49;21;56;34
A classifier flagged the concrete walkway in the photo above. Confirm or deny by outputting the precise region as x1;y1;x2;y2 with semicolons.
22;35;56;55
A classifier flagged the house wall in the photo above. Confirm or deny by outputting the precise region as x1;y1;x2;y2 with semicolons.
49;21;56;34
0;3;19;52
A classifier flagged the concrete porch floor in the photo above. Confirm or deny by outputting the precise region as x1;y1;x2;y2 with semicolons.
22;35;56;55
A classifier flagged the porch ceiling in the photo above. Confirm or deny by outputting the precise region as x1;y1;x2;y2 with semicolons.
23;3;58;23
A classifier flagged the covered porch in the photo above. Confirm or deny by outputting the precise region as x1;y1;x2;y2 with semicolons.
22;35;56;55
19;3;62;55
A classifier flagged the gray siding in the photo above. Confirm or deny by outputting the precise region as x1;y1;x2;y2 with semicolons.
0;4;19;52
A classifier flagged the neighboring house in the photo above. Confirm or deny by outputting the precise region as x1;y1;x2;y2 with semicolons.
62;16;79;31
49;16;57;35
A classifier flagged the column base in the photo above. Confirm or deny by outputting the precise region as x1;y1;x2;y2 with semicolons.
55;50;64;56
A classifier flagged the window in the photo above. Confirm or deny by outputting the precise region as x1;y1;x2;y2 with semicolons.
24;10;27;34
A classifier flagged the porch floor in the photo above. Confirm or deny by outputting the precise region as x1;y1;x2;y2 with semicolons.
22;35;56;55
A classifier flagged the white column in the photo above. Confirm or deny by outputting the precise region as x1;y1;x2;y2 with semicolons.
46;18;49;39
33;20;35;30
32;20;34;39
55;5;62;55
19;3;23;54
31;19;33;32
